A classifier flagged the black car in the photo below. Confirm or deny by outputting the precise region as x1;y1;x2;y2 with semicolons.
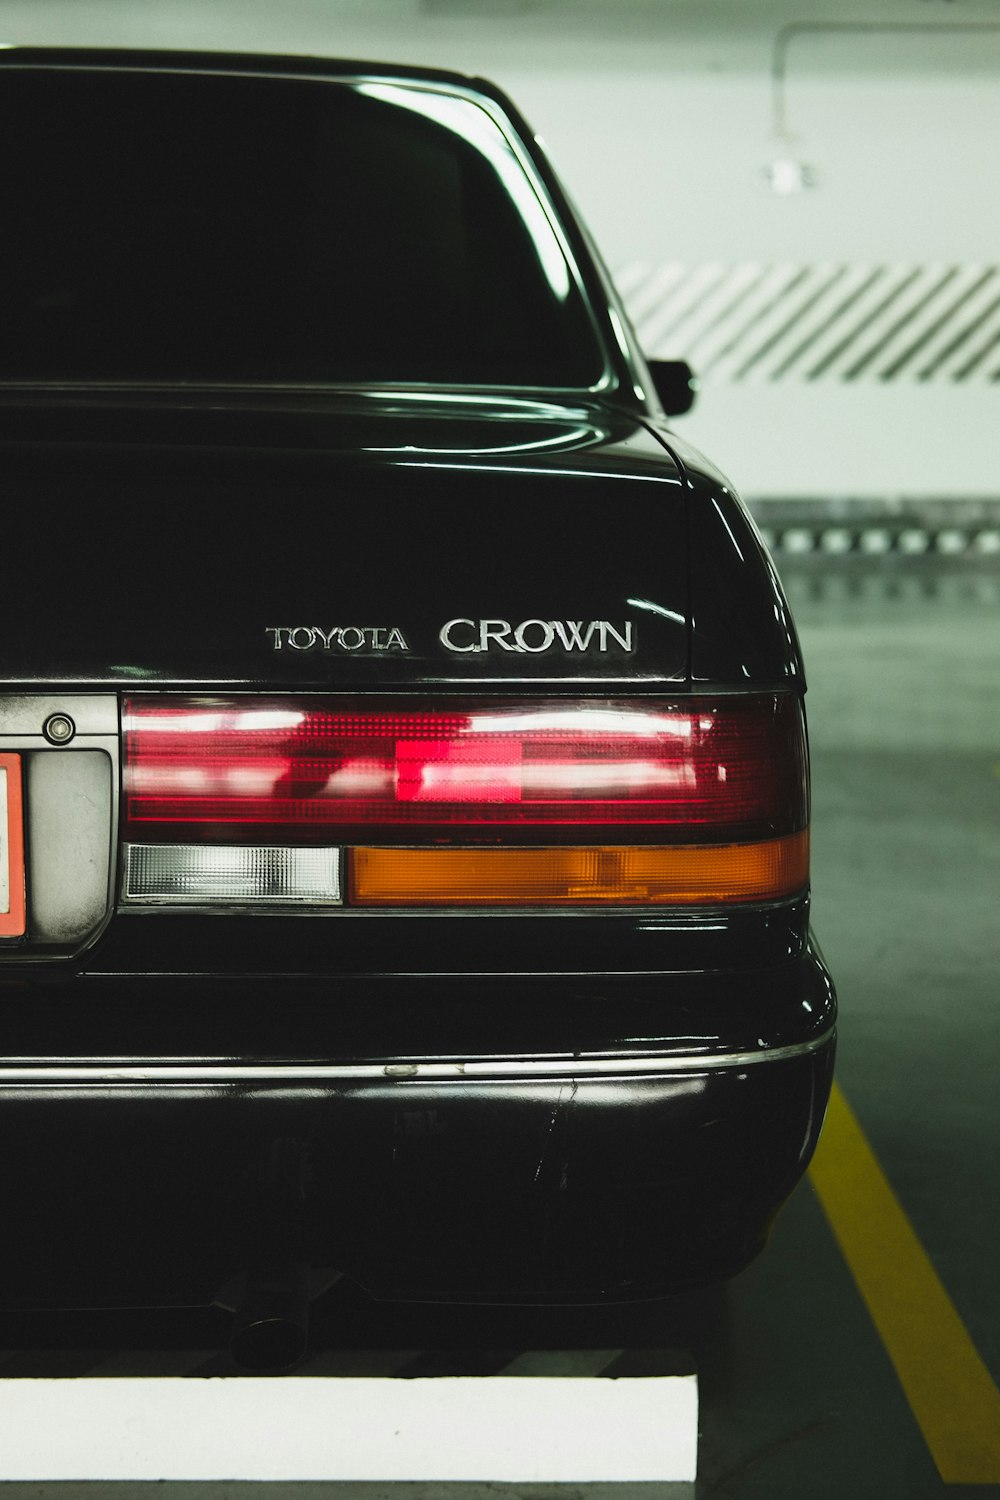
0;48;834;1364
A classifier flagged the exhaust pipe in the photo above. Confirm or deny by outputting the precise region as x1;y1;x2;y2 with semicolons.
221;1137;341;1370
229;1261;309;1372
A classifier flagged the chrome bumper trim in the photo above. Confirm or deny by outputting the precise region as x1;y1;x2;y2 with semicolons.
0;1027;834;1083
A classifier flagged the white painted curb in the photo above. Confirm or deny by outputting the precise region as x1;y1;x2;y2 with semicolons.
0;1375;698;1482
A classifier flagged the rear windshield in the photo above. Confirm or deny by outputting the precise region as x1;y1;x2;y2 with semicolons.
0;66;605;388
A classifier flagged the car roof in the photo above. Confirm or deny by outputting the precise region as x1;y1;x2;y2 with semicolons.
0;45;493;96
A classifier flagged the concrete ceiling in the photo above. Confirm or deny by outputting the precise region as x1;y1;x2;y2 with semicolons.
3;0;1000;66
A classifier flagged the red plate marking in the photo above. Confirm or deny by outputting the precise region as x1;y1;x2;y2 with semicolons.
0;753;25;937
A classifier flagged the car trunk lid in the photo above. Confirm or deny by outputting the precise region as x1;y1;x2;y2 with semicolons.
0;392;688;689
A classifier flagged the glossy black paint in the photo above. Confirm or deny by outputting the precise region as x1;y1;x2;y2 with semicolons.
1;1049;833;1308
0;934;835;1065
652;426;807;688
0;48;834;1312
0;394;689;689
647;359;698;417
0;392;806;693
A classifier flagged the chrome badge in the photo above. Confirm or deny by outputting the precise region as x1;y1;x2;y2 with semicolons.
266;626;411;652
439;618;635;654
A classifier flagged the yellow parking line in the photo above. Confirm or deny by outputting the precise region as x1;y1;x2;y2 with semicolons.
809;1082;1000;1484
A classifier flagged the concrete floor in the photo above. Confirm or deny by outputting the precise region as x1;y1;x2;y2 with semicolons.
760;562;1000;1498
1;560;998;1497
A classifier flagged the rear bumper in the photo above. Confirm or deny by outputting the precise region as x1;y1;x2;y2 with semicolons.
0;1028;835;1308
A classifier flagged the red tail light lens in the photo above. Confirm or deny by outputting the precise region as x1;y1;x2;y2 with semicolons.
123;696;807;847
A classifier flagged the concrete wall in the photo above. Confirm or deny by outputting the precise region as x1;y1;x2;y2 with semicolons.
3;0;998;500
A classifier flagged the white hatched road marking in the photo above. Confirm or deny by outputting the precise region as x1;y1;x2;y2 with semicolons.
621;260;1000;383
945;299;1000;380
846;265;966;380
798;264;924;380
882;266;996;380
617;258;691;327
635;261;731;353
688;263;812;377
766;263;884;380
730;263;853;383
653;262;767;354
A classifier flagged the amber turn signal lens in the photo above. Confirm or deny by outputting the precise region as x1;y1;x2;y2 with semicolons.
349;832;808;906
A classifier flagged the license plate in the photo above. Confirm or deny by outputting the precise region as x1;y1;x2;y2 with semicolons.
0;753;25;937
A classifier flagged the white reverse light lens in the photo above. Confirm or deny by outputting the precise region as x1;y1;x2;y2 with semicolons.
124;845;341;905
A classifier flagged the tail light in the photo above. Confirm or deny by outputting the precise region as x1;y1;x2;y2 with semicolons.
122;696;808;906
